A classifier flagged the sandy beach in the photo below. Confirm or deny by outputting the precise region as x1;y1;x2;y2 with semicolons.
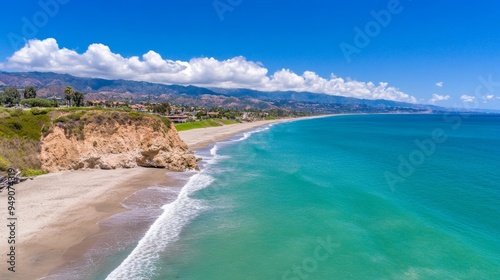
0;168;173;279
178;119;286;150
179;116;335;150
0;118;296;279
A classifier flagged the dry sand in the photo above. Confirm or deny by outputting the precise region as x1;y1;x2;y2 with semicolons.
178;119;286;150
0;118;298;279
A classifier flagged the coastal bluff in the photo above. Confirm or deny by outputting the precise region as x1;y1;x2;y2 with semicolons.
39;110;199;172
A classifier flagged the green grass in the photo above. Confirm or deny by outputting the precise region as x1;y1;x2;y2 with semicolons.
0;138;41;173
218;118;241;125
264;116;280;120
21;169;47;177
0;108;51;140
175;118;240;131
0;155;11;172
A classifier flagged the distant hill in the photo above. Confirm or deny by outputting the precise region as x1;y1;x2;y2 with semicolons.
0;71;217;96
209;87;439;110
0;71;444;113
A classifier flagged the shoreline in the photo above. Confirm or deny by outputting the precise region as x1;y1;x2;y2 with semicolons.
0;115;331;279
179;114;339;150
178;118;288;150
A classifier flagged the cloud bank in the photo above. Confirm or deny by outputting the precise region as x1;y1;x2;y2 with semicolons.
460;95;476;103
428;93;450;104
2;38;417;103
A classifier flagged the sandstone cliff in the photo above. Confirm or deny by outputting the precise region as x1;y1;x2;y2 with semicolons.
40;111;199;172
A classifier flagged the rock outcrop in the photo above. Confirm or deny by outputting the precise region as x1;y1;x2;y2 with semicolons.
40;111;199;172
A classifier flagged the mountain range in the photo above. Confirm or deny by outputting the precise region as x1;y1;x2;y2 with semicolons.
0;71;445;113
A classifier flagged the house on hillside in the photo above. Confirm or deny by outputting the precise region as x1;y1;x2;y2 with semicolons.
112;101;125;107
167;114;189;123
131;104;147;112
89;100;107;107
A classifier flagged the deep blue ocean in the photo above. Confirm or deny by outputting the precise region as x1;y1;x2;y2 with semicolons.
80;114;499;280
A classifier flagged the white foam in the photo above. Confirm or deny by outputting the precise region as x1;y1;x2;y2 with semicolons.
210;144;218;156
206;144;221;164
106;124;275;279
105;173;214;280
232;125;271;142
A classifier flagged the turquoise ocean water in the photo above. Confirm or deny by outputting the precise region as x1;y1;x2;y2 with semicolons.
90;114;499;280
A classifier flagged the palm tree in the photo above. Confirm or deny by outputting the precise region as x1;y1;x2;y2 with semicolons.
64;86;74;107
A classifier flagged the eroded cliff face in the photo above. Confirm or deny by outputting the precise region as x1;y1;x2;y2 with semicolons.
40;112;199;172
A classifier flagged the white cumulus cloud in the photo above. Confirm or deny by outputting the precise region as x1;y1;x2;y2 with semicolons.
460;95;476;103
436;81;443;87
428;94;450;104
480;94;498;104
2;38;417;103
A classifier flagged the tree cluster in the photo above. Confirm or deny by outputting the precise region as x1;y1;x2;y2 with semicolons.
150;102;171;115
20;98;53;108
64;86;85;107
0;87;21;106
0;85;85;108
24;86;37;99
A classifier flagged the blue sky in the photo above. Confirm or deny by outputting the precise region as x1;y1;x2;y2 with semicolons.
0;0;499;109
